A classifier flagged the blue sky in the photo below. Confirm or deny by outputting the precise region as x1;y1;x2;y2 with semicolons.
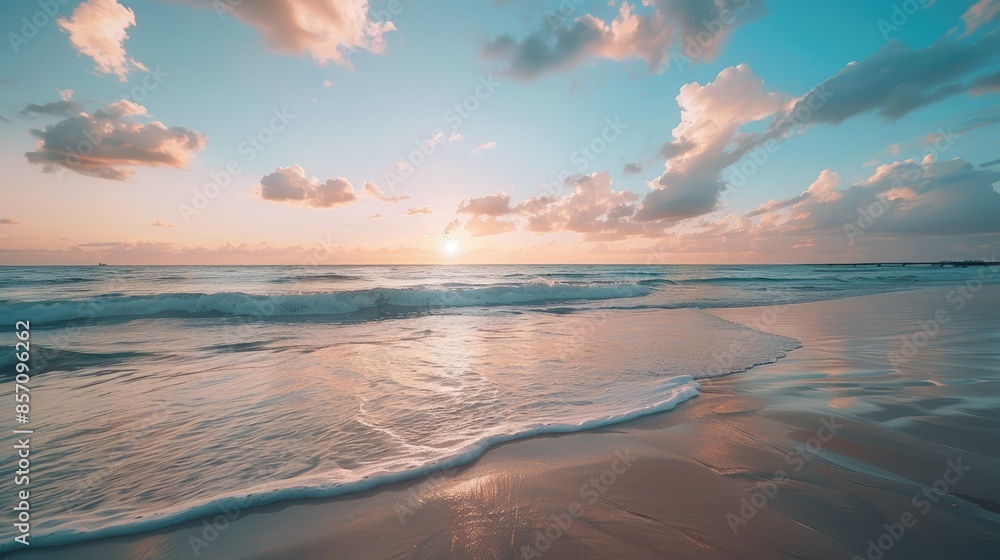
1;0;998;263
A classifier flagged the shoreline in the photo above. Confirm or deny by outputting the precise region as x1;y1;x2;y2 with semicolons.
11;285;1000;559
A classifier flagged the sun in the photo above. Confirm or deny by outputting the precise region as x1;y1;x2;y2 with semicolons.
443;239;460;255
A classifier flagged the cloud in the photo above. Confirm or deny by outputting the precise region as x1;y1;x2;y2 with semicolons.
742;159;1000;237
632;30;1000;224
742;169;840;218
424;130;447;149
450;32;1000;240
517;172;645;239
443;213;516;237
0;218;19;225
24;99;207;181
152;219;173;227
406;205;433;215
259;165;359;207
443;219;462;236
363;181;410;203
454;172;646;240
971;69;1000;94
472;140;496;154
961;0;1000;36
464;216;517;236
21;89;83;117
656;138;694;160
784;34;1000;125
622;161;644;175
743;192;810;218
176;0;396;68
457;192;515;216
636;63;783;222
580;158;1000;259
484;0;764;80
57;0;147;81
448;132;463;142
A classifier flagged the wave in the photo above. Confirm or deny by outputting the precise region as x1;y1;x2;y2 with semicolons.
0;376;700;553
0;276;102;286
1;283;654;325
639;278;678;286
504;271;667;279
271;273;362;283
679;276;811;284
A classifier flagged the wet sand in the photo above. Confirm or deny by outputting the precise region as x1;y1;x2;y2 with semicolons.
12;285;1000;559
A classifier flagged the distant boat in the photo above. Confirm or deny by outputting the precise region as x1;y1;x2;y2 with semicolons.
98;263;108;266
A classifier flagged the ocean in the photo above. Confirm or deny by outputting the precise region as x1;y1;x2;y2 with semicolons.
0;264;995;551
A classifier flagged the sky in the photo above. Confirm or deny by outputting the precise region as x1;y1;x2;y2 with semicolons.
0;0;999;265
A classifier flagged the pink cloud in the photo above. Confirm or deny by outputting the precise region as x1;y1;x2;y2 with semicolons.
57;0;147;81
362;181;410;203
406;205;433;215
961;0;1000;36
472;140;496;155
452;172;646;240
638;63;784;222
178;0;396;68
456;192;514;216
464;216;517;237
259;165;359;208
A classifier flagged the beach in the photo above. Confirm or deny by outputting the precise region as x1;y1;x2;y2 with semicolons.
5;0;1000;557
10;281;1000;560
